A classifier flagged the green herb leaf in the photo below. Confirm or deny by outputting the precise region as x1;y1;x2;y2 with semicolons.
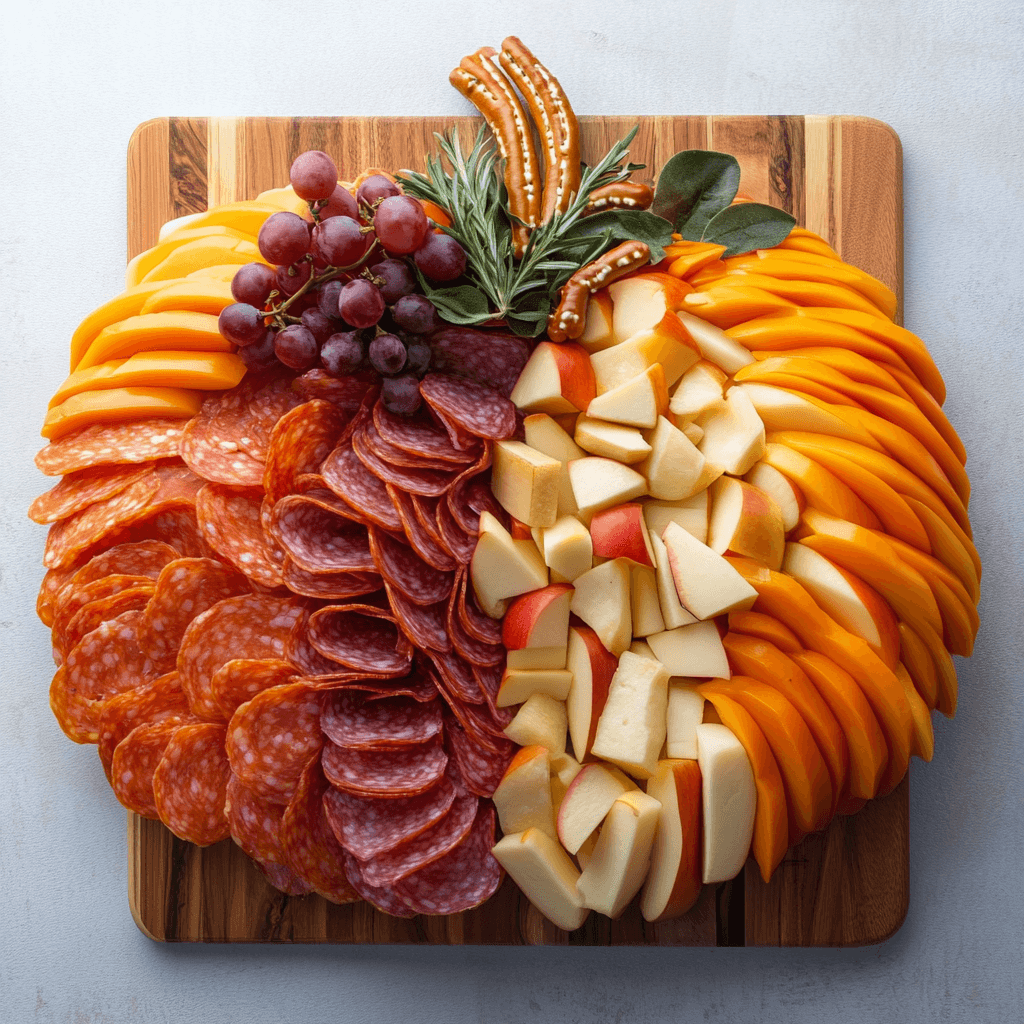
420;284;492;326
563;210;674;263
506;292;552;338
652;151;741;238
701;203;796;257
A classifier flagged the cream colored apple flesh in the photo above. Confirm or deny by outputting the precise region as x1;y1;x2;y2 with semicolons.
492;745;558;840
568;457;647;517
744;461;804;532
522;413;584;518
674;309;756;374
737;381;873;444
502;583;573;651
555;762;635;854
666;680;705;759
539;515;593;580
549;751;583;809
590;313;699;392
643;492;709;545
708;476;785;569
470;511;548;617
646;621;730;679
607;274;691;343
585;364;667;429
509;340;595;414
569;558;633;657
698;385;766;477
578;291;615;352
503;693;568;754
630;564;666;637
505;646;567;670
574;416;652;464
669;359;728;422
641;415;707;501
491;440;561;528
497;667;573;707
565;624;618;762
649;531;698;630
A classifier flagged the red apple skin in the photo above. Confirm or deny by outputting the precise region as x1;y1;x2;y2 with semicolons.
502;583;574;650
590;503;656;568
650;759;703;922
572;624;618;761
510;517;533;541
542;341;596;412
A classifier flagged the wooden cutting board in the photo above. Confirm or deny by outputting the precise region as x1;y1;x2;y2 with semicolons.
126;114;908;946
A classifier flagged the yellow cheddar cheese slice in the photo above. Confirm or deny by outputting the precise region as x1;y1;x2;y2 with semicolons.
139;278;236;316
42;387;202;440
158;202;282;242
139;238;266;284
77;312;230;370
125;227;255;287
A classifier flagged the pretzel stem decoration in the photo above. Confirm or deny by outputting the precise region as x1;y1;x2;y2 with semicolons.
583;182;655;216
450;49;541;258
499;36;582;225
546;241;651;342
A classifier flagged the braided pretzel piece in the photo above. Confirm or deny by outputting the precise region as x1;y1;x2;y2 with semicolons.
584;182;655;216
499;36;582;225
546;241;651;342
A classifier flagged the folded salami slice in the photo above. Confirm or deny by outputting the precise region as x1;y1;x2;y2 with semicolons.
444;716;516;797
207;658;296;722
395;805;500;915
57;582;155;666
29;463;155;525
435;498;476;564
293;368;377;412
226;681;323;802
368;527;454;607
425;327;529;398
181;388;265;486
281;559;381;601
321;691;442;749
408;494;446;547
447;462;504;537
361;415;466;472
429;649;485;704
196;484;285;589
321;734;447;797
387;484;457;572
420;374;516;441
225;772;290;868
270;495;375;574
52;573;155;661
456;568;503;646
340;850;416;918
384;583;452;654
263;399;347;505
446;586;505;667
153;721;232;845
238;376;305;462
34;419;186;477
111;719;189;818
280;758;359;904
321;441;403;532
323;772;457;862
472;663;513;724
307;604;414;676
358;790;478;887
352;424;457;497
373;400;480;464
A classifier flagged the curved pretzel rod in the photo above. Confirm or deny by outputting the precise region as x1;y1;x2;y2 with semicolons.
546;241;651;342
583;181;655;216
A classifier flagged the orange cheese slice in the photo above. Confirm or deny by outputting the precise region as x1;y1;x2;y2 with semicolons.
138;278;236;316
139;238;266;284
42;387;202;440
77;312;229;369
125;227;254;287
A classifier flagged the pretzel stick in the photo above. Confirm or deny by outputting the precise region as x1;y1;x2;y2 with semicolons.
546;241;651;342
499;36;581;224
583;182;655;215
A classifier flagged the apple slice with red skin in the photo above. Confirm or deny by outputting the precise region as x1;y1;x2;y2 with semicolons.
744;461;805;532
662;520;758;620
556;761;635;854
578;290;615;352
502;583;574;651
510;341;596;414
590;502;656;567
496;667;573;707
566;624;618;762
607;273;693;343
708;476;786;570
492;744;557;840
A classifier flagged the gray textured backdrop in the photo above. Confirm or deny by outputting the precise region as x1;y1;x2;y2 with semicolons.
2;1;1022;1021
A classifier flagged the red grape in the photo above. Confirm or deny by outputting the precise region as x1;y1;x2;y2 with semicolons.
373;196;428;255
321;332;365;375
356;174;401;208
391;293;440;333
274;325;318;369
311;216;369;267
381;374;422;415
239;329;277;370
370;259;417;304
405;342;431;376
318;279;344;319
275;260;313;296
413;232;466;282
369;333;407;375
231;263;276;307
258;212;311;265
290;150;338;201
218;303;267;346
339;279;385;329
319;184;360;221
300;308;334;344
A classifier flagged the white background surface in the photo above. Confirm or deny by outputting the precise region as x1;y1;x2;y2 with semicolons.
2;1;1022;1021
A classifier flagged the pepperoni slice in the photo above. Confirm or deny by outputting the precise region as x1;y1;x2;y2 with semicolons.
321;441;403;531
352;424;457;497
263;399;347;505
225;772;290;868
369;527;454;606
373;400;479;464
51;574;154;657
181;391;265;486
29;463;155;524
425;327;529;397
34;419;186;477
207;658;296;721
384;583;452;654
323;773;457;861
387;484;457;572
280;758;359;904
225;681;323;802
420;373;516;441
153;721;232;845
57;581;156;665
281;560;381;601
321;734;447;797
340;850;416;917
307;604;414;676
269;495;375;574
238;376;305;462
129;506;208;558
111;720;188;818
196;484;285;588
320;691;443;749
444;716;515;797
395;805;501;915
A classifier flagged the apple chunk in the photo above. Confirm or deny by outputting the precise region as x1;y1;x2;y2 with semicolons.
491;440;561;528
590;503;655;567
502;583;573;652
643;492;709;546
646;621;730;679
674;309;756;374
586;364;668;429
641;415;707;501
568;457;647;517
549;751;583;809
649;531;698;630
698;385;766;477
556;762;635;854
503;693;568;754
509;341;596;414
630;564;666;637
565;624;618;762
492;745;557;840
574;416;652;464
569;558;633;656
608;273;692;343
590;312;699;392
470;511;548;617
492;829;590;931
708;476;785;569
497;667;573;707
540;515;593;581
662;520;758;620
669;360;728;423
523;413;584;518
578;290;615;352
666;680;706;759
744;461;804;532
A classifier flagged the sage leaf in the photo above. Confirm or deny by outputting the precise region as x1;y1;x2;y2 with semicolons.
422;284;492;326
563;210;674;263
701;203;796;257
652;151;741;238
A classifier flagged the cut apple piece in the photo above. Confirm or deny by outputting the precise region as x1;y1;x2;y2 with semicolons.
629;638;657;660
585;364;668;429
641;759;703;922
565;624;619;762
744;461;804;532
681;420;704;445
569;558;633;656
643;492;709;546
497;667;573;708
492;745;557;840
509;341;596;414
668;360;728;422
641;415;707;501
540;515;592;581
567;456;647;517
695;722;756;884
502;583;573;651
590;313;700;392
737;382;876;446
708;476;785;569
578;290;615;352
591;651;670;780
698;385;766;477
673;309;756;373
662;520;758;620
503;693;568;755
574;416;652;464
470;511;548;617
491;829;590;931
549;751;583;809
630;564;666;638
590;503;656;567
556;761;635;854
666;681;705;759
506;647;566;671
523;413;584;518
647;621;730;679
491;440;561;528
575;789;662;918
649;531;698;630
608;273;692;343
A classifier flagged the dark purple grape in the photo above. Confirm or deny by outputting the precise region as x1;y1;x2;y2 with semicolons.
368;333;407;375
373;195;429;255
391;293;441;334
339;279;385;329
290;150;338;201
319;185;359;221
274;325;318;370
258;211;311;265
413;232;466;282
218;302;267;346
405;342;431;376
356;174;401;209
275;260;313;296
370;259;417;304
239;328;278;370
231;263;277;307
381;374;422;415
300;308;334;344
318;279;344;319
311;216;370;267
321;331;365;376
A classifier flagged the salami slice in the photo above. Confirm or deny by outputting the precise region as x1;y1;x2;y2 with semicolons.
152;721;231;845
426;327;529;397
52;573;154;654
420;373;516;441
472;662;513;724
446;585;505;667
368;527;454;606
387;484;457;572
34;419;185;476
384;583;452;654
139;557;250;672
225;681;323;802
395;805;501;915
285;618;351;678
447;461;503;538
129;506;208;558
321;734;447;797
361;415;467;471
444;716;515;796
225;772;290;868
281;559;381;600
352;424;457;497
359;791;478;887
320;691;442;749
270;495;375;574
307;604;414;676
323;773;457;861
257;860;315;896
180;393;265;487
208;658;296;721
57;581;156;665
111;720;186;818
429;649;485;703
293;368;377;414
321;441;403;531
373;400;479;464
280;758;360;904
196;484;285;589
435;498;476;564
341;850;416;917
263;399;347;505
238;376;305;462
29;463;155;525
456;568;503;646
409;493;446;548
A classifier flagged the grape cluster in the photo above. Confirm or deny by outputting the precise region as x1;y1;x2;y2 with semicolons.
218;149;469;415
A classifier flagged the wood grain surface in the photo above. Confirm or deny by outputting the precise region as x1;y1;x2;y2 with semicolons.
126;114;908;946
